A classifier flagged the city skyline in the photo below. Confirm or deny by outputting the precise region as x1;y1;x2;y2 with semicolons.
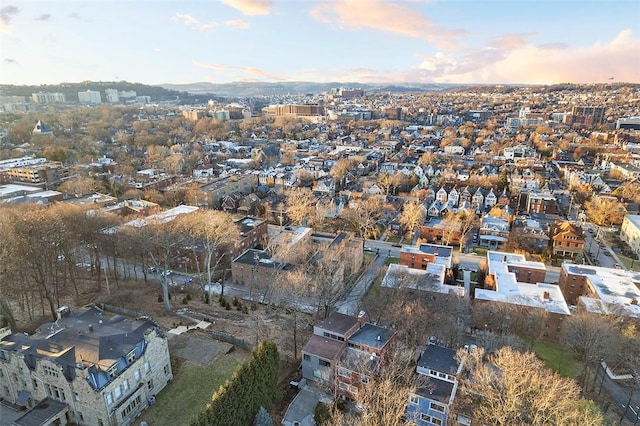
1;0;639;86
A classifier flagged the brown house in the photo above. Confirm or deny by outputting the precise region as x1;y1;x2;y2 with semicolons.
552;221;585;259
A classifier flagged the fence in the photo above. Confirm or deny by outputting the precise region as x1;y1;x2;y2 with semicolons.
101;303;146;319
211;330;254;351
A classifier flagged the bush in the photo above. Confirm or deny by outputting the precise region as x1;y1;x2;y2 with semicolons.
251;302;257;311
204;292;210;304
182;297;189;305
236;304;243;311
186;293;192;301
225;304;231;310
314;402;332;426
242;305;249;314
232;297;240;307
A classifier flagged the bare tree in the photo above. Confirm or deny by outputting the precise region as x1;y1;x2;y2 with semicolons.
339;196;383;239
285;187;316;226
454;346;604;426
176;210;239;297
561;310;620;387
398;200;425;241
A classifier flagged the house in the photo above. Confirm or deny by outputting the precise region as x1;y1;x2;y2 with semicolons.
237;193;261;215
419;217;462;246
406;344;464;426
0;305;172;426
221;191;244;212
484;189;497;209
551;221;585;259
192;164;215;178
400;243;453;270
335;323;396;400
478;215;509;250
301;312;396;396
302;313;362;386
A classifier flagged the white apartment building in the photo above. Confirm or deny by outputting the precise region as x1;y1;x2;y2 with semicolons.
78;90;102;104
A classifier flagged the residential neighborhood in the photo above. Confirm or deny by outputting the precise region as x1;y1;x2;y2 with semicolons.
1;81;640;425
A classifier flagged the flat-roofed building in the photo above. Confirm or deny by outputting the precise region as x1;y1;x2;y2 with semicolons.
473;251;569;340
621;214;640;254
559;263;640;319
400;243;453;270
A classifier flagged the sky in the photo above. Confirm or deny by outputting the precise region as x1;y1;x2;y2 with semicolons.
1;0;639;86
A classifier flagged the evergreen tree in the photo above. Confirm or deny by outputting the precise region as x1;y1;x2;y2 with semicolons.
253;407;273;426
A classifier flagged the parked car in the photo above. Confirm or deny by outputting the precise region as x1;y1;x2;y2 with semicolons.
148;266;157;273
161;270;172;276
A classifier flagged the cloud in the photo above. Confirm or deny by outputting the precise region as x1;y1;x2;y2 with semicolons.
69;12;80;19
225;19;250;29
413;29;640;84
309;0;465;50
35;13;51;21
0;5;19;34
171;13;218;31
193;61;287;81
171;13;199;26
220;0;272;16
4;58;17;64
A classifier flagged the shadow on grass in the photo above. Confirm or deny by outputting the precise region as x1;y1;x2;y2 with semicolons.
140;351;249;426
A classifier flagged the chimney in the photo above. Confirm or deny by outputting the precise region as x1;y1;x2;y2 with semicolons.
357;311;367;327
56;306;70;321
543;291;550;300
377;335;381;341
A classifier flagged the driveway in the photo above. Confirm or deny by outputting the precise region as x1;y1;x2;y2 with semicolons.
282;385;332;426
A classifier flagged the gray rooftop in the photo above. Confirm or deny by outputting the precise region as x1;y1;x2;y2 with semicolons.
12;398;67;426
348;323;395;350
417;344;460;375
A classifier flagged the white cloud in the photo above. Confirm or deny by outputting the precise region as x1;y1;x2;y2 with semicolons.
220;0;272;16
415;29;640;84
225;19;250;29
0;5;19;34
309;0;465;50
171;13;218;31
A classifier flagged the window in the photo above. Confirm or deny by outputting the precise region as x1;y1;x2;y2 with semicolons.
114;385;122;400
164;364;170;375
338;367;350;378
126;350;136;363
105;393;113;406
43;365;60;377
409;395;419;405
107;364;118;379
420;414;442;426
74;392;80;402
144;361;151;373
147;380;153;390
77;412;84;422
361;376;369;385
123;380;130;392
430;402;446;413
319;359;330;367
303;354;310;362
134;370;141;382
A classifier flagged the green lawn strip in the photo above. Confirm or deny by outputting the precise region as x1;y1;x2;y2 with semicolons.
140;352;248;426
532;340;582;378
385;257;399;266
615;253;640;271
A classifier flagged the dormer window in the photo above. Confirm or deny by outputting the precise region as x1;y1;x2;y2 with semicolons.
107;363;118;379
127;349;136;363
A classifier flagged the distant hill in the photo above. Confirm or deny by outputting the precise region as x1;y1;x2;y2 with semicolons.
160;81;461;97
0;81;199;103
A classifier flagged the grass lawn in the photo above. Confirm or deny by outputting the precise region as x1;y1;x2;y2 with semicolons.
385;257;399;266
532;340;582;379
140;351;248;426
616;253;640;271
